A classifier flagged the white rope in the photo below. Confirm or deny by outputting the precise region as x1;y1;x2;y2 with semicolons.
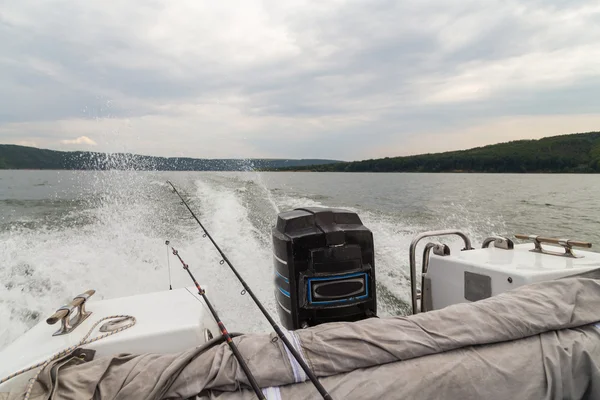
0;315;136;399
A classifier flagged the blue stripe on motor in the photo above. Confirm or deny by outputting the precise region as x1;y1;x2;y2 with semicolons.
275;269;289;283
277;286;291;298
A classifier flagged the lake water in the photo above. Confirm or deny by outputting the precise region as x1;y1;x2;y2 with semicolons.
1;170;599;349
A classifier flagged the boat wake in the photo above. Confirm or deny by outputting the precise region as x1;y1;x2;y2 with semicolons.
0;170;504;350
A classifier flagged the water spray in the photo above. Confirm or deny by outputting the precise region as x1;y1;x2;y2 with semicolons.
166;180;333;400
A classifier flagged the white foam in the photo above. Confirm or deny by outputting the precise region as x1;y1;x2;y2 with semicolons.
0;202;169;349
181;177;276;333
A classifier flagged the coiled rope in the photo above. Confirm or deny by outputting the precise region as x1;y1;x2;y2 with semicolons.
0;314;136;399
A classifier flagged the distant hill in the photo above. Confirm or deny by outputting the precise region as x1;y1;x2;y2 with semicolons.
276;131;600;173
0;145;340;171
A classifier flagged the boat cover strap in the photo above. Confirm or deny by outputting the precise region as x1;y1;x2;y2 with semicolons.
2;276;600;400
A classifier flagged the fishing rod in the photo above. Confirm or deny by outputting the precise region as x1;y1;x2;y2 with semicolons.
165;240;172;290
170;246;265;400
166;180;333;400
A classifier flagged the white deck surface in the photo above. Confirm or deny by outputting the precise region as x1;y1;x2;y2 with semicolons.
0;287;218;391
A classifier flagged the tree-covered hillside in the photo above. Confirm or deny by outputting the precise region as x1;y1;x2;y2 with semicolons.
278;132;600;173
3;131;599;173
0;145;340;171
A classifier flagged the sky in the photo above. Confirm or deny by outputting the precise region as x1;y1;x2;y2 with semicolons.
1;0;600;161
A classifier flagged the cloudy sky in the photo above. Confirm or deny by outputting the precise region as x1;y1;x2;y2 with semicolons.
1;1;600;160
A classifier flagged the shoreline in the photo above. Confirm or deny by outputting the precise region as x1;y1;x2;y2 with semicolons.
1;169;599;174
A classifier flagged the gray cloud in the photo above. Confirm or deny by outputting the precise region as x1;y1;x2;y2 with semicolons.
1;0;600;159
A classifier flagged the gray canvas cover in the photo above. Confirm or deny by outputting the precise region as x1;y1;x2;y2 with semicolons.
2;276;600;400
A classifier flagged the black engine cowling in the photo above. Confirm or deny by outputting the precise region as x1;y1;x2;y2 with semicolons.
272;207;377;330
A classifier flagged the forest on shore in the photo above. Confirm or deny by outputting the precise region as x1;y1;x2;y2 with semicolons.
0;145;339;171
2;131;599;173
274;131;600;173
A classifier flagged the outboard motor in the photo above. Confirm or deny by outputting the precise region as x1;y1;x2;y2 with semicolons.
272;207;377;330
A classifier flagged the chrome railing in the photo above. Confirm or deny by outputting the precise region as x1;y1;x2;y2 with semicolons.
420;242;450;312
409;230;473;314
